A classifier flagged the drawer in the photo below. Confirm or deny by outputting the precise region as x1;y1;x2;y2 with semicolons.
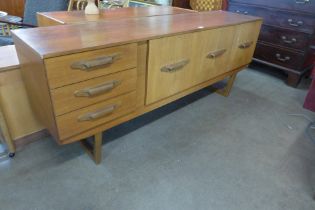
228;3;315;34
45;43;137;89
229;21;262;70
259;25;312;51
230;0;315;14
254;42;306;71
51;68;137;116
56;91;136;140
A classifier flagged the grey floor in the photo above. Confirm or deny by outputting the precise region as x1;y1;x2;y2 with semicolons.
1;66;315;210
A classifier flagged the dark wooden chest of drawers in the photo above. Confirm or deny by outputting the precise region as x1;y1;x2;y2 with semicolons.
228;0;315;87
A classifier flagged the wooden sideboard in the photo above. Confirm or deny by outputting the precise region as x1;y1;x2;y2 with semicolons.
228;0;315;87
12;9;262;164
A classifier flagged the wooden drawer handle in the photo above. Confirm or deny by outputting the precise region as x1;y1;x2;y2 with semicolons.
207;49;227;59
161;59;190;73
276;53;291;62
281;36;297;44
295;0;310;4
74;80;121;97
239;41;253;49
78;104;117;122
71;53;120;71
287;19;304;27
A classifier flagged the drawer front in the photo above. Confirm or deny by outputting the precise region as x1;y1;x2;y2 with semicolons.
228;3;315;34
56;91;136;140
45;43;137;89
230;0;315;14
229;21;262;70
197;26;236;82
146;32;199;104
259;25;311;51
254;42;306;70
51;68;137;116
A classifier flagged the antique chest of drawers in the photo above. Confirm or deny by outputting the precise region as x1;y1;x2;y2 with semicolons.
12;10;262;164
228;0;315;87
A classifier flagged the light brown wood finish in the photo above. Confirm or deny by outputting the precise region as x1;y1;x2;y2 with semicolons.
12;11;262;58
13;38;59;141
0;69;44;140
44;43;137;89
229;21;262;70
197;26;236;81
51;68;137;116
80;132;102;164
37;6;195;26
0;46;19;72
215;73;238;97
62;65;247;145
56;91;136;140
146;25;238;104
0;46;43;154
146;32;199;104
13;10;262;163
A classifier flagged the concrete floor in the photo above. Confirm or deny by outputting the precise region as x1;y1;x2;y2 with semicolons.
1;66;315;210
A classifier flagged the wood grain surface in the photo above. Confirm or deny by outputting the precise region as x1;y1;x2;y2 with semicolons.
37;6;195;26
12;11;262;59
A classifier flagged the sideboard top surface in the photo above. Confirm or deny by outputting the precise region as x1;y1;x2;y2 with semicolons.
38;6;195;25
12;10;262;59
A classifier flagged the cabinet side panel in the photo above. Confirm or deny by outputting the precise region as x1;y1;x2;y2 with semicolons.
13;37;59;141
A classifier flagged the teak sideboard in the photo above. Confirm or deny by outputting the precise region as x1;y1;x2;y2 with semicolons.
12;9;262;164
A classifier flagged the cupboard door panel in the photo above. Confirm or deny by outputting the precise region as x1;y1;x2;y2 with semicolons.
146;33;199;104
197;26;236;82
229;21;262;70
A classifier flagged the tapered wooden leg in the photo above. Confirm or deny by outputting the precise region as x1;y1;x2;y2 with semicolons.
80;132;102;164
216;73;237;97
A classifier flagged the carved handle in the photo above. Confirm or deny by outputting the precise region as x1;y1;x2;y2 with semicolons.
281;36;297;44
207;49;227;59
276;53;291;62
74;80;120;97
161;59;190;73
78;105;117;122
295;0;310;4
239;41;253;49
287;19;304;27
71;53;120;71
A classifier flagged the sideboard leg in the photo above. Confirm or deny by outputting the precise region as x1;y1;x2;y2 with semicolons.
80;132;103;164
216;73;237;97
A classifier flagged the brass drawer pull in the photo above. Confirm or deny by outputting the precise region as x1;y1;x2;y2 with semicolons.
161;59;190;73
78;104;117;122
207;49;227;59
295;0;310;4
235;10;248;15
276;53;291;62
74;80;121;97
287;19;304;27
281;36;297;44
239;41;253;49
71;53;120;71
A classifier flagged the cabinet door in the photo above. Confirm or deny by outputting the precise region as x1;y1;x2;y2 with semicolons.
197;26;236;83
229;21;262;70
146;32;199;104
